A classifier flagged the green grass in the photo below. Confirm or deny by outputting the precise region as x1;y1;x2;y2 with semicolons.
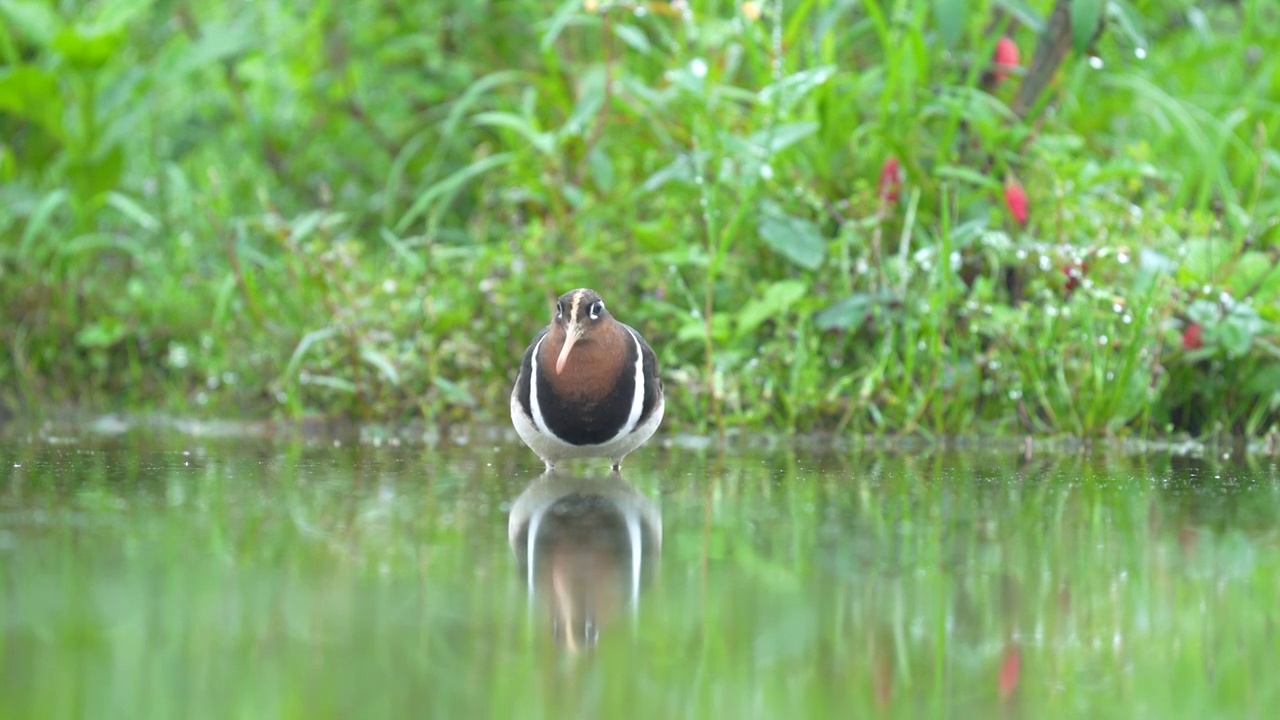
2;428;1279;718
1;0;1279;438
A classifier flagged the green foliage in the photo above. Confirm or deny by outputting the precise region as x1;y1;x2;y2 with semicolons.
1070;0;1105;52
1;0;1278;439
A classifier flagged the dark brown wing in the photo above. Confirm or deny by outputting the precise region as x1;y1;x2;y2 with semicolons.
622;323;663;424
513;327;550;420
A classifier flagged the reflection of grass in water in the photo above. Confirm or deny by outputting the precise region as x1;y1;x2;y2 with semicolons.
2;435;1278;718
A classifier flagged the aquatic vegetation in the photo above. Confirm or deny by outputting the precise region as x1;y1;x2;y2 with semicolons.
0;1;1277;439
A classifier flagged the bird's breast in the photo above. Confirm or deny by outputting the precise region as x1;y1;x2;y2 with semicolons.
535;337;642;446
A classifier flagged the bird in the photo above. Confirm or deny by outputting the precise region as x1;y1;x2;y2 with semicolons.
511;288;664;471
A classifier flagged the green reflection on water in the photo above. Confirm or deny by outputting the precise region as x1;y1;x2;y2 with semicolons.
1;429;1278;718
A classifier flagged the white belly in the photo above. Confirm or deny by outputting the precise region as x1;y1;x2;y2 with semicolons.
510;391;664;469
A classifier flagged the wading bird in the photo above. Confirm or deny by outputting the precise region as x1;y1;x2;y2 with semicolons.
510;289;664;470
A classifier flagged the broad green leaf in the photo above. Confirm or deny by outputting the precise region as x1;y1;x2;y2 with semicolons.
1133;247;1176;294
932;0;967;49
1138;248;1177;275
935;164;1003;191
360;346;401;387
676;317;703;343
992;0;1045;33
587;145;615;193
0;0;61;46
1185;299;1219;327
640;154;698;193
287;211;327;243
561;183;585;209
1226;304;1265;334
0;66;65;137
433;376;476;407
758;204;825;270
758;66;835;110
561;71;605;137
1177;238;1224;284
745;122;819;155
1215;321;1251;359
1244;365;1280;398
1228;251;1280;301
676;314;731;344
88;0;156;31
105;192;158;232
66;145;125;202
75;317;126;349
53;25;126;70
666;62;709;95
171;19;256;75
473;111;554;155
736;280;808;338
1212;305;1264;359
1070;0;1104;54
815;294;876;330
613;23;651;53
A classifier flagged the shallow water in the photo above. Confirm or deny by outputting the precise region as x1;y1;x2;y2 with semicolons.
2;423;1278;718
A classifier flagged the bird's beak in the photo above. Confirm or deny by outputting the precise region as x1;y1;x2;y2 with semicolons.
555;321;583;375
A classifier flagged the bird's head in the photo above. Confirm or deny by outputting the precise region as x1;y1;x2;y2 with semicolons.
551;288;611;375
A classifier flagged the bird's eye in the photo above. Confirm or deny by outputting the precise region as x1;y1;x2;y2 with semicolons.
589;300;604;319
556;301;563;317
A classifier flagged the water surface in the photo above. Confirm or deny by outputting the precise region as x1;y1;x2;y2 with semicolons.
2;423;1278;718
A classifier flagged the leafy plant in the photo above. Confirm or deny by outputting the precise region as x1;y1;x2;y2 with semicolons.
1;0;1277;440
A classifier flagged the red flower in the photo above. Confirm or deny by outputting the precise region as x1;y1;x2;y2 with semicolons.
998;641;1022;701
993;37;1020;85
1004;181;1028;225
1182;323;1203;350
878;156;902;204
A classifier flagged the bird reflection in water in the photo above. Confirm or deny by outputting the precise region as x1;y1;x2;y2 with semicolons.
508;470;662;652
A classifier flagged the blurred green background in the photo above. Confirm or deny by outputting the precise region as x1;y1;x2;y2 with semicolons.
1;0;1278;438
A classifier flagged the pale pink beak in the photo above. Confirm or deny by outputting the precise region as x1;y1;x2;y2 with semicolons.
555;322;583;375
